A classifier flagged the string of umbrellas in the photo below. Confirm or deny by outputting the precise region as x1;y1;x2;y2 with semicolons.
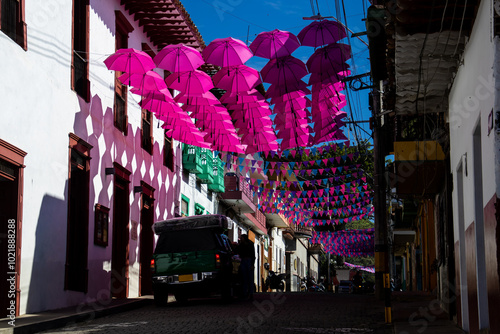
104;20;352;154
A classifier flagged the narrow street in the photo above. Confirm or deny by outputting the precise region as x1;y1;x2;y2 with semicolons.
37;293;391;334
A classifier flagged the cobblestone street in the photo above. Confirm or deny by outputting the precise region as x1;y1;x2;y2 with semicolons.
37;293;391;334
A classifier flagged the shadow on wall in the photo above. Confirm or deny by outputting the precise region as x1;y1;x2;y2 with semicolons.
26;193;68;313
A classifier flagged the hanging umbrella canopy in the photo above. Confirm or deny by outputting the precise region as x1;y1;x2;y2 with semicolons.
140;98;183;118
273;97;311;112
227;101;270;111
119;71;169;93
249;29;301;59
298;20;347;47
212;65;261;92
234;115;273;129
231;107;273;119
306;43;351;73
280;135;310;150
260;56;308;85
220;89;265;104
265;81;311;99
270;90;309;105
154;44;204;73
165;127;211;148
241;130;279;145
174;91;220;106
308;70;351;86
203;37;253;67
245;142;279;154
104;48;156;74
139;90;175;103
196;118;236;131
273;109;310;122
165;70;214;95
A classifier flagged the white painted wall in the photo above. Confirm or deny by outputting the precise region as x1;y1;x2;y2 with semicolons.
0;0;183;315
449;0;495;330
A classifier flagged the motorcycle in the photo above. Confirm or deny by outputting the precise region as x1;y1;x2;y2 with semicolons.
263;263;286;292
307;277;326;292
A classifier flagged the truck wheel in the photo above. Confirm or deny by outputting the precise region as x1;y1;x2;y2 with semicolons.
174;293;188;303
153;287;168;307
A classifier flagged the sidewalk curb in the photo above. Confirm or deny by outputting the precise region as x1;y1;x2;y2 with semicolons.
0;298;152;334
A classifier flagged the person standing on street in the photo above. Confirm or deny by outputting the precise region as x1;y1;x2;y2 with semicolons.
238;234;255;300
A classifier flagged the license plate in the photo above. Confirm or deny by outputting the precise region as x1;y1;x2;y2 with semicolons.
178;274;193;282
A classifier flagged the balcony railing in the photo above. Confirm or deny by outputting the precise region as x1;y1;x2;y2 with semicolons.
292;224;313;238
220;171;256;213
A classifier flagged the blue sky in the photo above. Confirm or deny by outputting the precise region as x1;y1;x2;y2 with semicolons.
182;0;373;145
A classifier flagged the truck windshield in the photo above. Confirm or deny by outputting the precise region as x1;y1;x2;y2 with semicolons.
154;229;219;253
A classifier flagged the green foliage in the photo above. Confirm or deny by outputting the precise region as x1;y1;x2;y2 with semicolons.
345;218;374;230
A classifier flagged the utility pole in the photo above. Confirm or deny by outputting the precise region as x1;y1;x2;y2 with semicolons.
366;4;391;322
371;86;391;322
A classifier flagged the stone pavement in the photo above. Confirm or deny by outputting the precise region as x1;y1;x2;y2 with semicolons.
391;291;465;334
0;291;465;334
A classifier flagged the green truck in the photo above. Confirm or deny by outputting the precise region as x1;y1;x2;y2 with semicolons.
151;215;236;306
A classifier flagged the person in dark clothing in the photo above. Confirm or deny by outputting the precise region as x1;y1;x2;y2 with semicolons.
238;234;255;300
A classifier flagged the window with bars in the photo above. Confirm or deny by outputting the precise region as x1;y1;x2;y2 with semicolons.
71;0;90;101
141;109;153;154
0;0;26;50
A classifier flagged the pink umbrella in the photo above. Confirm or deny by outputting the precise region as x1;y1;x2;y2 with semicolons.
139;90;175;103
212;65;261;92
265;81;311;99
234;116;273;129
119;71;169;92
275;119;310;130
280;135;310;150
231;107;273;120
227;101;270;110
130;86;170;96
273;110;310;122
241;131;279;145
221;89;265;104
140;99;183;118
308;70;351;86
298;20;347;47
165;127;211;149
154;44;204;73
104;48;155;74
249;29;300;59
174;91;221;106
165;70;214;95
203;37;253;67
245;144;278;154
306;43;351;73
273;97;311;112
260;56;308;85
196;119;235;131
270;91;309;105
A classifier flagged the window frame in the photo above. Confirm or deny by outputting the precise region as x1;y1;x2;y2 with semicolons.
141;109;153;154
71;0;90;102
0;0;27;50
181;194;190;217
164;130;175;171
113;11;133;135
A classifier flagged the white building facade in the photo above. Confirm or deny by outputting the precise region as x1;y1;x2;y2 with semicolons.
449;0;500;332
0;0;205;316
